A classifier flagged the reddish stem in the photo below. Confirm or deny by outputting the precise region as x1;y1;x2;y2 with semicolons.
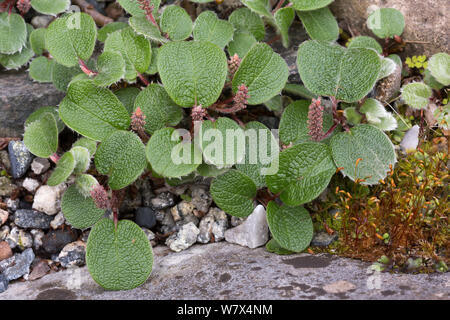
78;59;98;77
49;153;60;164
138;73;149;86
272;0;285;13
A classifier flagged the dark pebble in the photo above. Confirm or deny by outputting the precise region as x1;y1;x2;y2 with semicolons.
8;141;33;179
19;200;33;210
14;209;53;229
42;229;79;255
311;231;339;247
151;192;175;210
135;207;157;229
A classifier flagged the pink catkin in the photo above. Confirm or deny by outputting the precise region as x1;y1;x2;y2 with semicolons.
131;107;147;133
16;0;30;15
233;84;249;112
307;98;325;142
228;54;241;78
191;104;207;122
90;184;110;210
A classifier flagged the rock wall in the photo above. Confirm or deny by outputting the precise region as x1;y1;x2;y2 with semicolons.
330;0;449;56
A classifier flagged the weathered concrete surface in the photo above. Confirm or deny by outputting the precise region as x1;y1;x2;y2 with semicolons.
330;0;450;56
0;71;65;137
0;243;448;300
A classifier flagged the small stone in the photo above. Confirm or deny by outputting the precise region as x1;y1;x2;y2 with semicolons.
141;227;156;242
190;185;212;215
14;209;53;229
6;198;19;211
224;205;269;249
58;241;86;268
31;157;51;175
0;150;11;173
50;212;65;229
0;241;13;261
151;192;175;210
135;207;157;229
2;248;35;281
6;227;33;251
323;280;356;294
22;178;40;193
28;260;50;281
32;184;66;215
30;229;45;250
311;231;339;247
156;209;176;234
0;209;8;226
42;229;79;255
0;273;8;293
0;226;10;241
0;176;16;197
8;141;33;179
170;201;199;227
230;216;245;227
166;222;200;252
30;15;53;28
81;230;90;242
197;207;228;244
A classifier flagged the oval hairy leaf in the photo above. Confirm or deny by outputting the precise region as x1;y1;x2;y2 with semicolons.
95;131;147;190
241;0;273;20
193;11;234;49
347;36;382;54
61;184;105;229
134;84;183;134
401;82;432;110
117;0;160;16
227;32;257;59
46;12;97;67
59;80;130;141
98;22;128;42
47;151;75;186
146;127;201;178
25;106;65;133
367;8;405;39
233;43;289;105
93;51;126;87
70;146;91;174
275;7;295;48
228;7;265;41
0;12;27;54
158;40;228;107
297;40;381;102
266;142;335;206
0;23;34;70
31;0;70;15
30;28;47;55
86;219;153;290
210;169;256;218
29;56;54;83
114;87;141;115
161;5;193;41
52;62;82;92
266;201;313;252
129;15;168;44
428;53;450;86
23;113;58;158
72;137;97;157
331;124;397;185
297;7;339;42
266;238;295;255
290;0;333;11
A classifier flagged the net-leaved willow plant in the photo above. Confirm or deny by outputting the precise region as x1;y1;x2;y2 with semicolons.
15;0;402;291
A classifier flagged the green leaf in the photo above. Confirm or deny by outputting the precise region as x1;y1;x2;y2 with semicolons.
233;43;289;105
46;12;96;67
387;54;402;67
29;56;54;83
158;40;228;107
95;131;147;190
241;0;273;20
70;146;91;174
266;142;335;206
31;0;70;15
59;80;130;141
347;36;382;54
235;121;279;188
129;15;168;44
61;184;105;229
283;83;317;99
52;63;82;92
401;82;432;110
227;32;257;59
378;57;397;80
297;40;381;102
160;5;193;41
74;173;98;197
360;98;388;124
424;69;444;90
344;107;363;125
196;163;229;177
266;201;313;252
228;7;265;41
114;87;141;115
134;84;183;135
279;100;334;145
25;106;65;133
117;0;161;17
275;7;295;48
263;95;283;112
290;0;333;11
0;12;27;54
104;27;151;81
266;238;295;255
92;51;126;87
72;137;97;157
0;24;34;70
193;11;234;49
86;219;153;291
146;127;201;178
30;28;47;55
145;45;159;75
367;8;405;39
297;7;339;42
330;124;397;185
428;53;450;86
47;151;75;186
210;169;256;218
23;113;58;158
198;117;245;168
98;22;128;42
371;113;397;131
